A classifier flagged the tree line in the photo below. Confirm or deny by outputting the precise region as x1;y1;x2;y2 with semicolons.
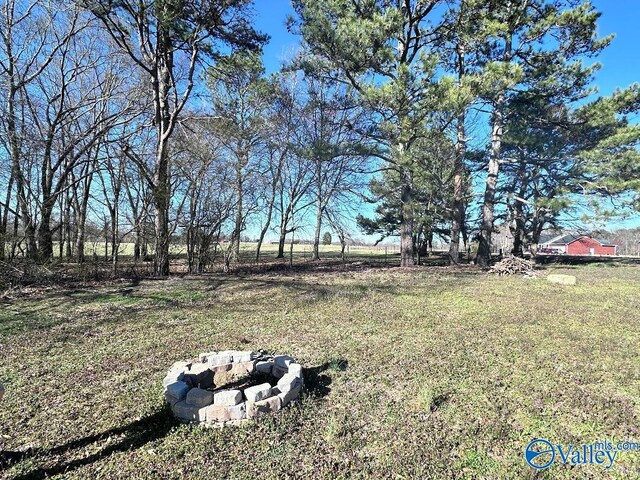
1;0;639;276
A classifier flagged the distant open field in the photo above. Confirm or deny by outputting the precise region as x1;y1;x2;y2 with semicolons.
1;263;639;478
69;241;403;263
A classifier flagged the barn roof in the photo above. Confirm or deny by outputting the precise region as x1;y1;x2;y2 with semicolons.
543;233;583;245
539;233;558;244
543;233;618;247
594;238;618;247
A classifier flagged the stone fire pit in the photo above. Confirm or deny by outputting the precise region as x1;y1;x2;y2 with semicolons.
163;350;304;426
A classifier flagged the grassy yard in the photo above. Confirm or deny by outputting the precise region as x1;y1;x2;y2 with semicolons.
1;263;639;479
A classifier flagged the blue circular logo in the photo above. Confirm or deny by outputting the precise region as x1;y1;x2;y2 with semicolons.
525;439;555;470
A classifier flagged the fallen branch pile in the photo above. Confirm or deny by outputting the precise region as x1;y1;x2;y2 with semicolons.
489;256;537;276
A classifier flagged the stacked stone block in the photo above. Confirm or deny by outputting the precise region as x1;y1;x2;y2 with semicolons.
163;350;304;426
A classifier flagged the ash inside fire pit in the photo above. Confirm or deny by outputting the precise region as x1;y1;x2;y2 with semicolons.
163;350;304;425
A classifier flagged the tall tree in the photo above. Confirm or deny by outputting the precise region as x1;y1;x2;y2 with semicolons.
358;130;454;261
298;75;367;261
207;52;271;264
254;72;299;263
437;0;484;264
291;0;448;266
497;83;640;255
579;85;640;211
0;0;82;259
84;0;266;275
30;30;131;260
470;0;611;266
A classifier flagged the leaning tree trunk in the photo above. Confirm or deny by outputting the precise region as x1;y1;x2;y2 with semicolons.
256;156;281;263
276;206;291;259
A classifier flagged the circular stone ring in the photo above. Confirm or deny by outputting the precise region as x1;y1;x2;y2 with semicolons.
163;350;304;425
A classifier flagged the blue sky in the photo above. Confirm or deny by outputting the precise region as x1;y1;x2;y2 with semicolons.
254;0;639;96
251;1;640;236
590;0;640;98
253;1;298;74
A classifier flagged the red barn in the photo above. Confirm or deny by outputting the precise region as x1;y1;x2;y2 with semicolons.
540;234;617;256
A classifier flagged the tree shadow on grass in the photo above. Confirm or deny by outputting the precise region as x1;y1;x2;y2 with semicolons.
302;358;348;400
5;407;178;480
5;361;346;479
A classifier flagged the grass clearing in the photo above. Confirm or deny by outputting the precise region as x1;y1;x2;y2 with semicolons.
1;264;639;478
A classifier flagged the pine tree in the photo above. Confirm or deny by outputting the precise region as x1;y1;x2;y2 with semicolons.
291;0;450;266
467;0;611;266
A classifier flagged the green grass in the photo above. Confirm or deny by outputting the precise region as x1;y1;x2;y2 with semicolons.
1;265;639;478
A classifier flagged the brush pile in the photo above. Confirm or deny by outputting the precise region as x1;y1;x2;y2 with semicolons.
489;256;537;276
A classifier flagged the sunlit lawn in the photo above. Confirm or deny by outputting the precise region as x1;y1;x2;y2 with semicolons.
1;263;639;479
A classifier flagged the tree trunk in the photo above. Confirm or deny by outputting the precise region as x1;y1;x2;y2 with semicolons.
530;220;545;257
112;237;119;276
64;193;72;258
288;227;295;268
37;199;54;261
58;199;64;259
276;227;287;259
509;159;527;257
256;154;282;263
152;141;171;275
110;207;118;272
233;159;243;262
449;44;467;265
10;211;19;260
511;219;525;257
476;94;505;267
0;172;15;261
476;31;511;268
151;31;174;277
399;178;415;267
153;188;170;276
8;87;37;260
312;200;322;261
449;110;466;265
134;228;141;261
76;223;86;263
255;198;275;263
